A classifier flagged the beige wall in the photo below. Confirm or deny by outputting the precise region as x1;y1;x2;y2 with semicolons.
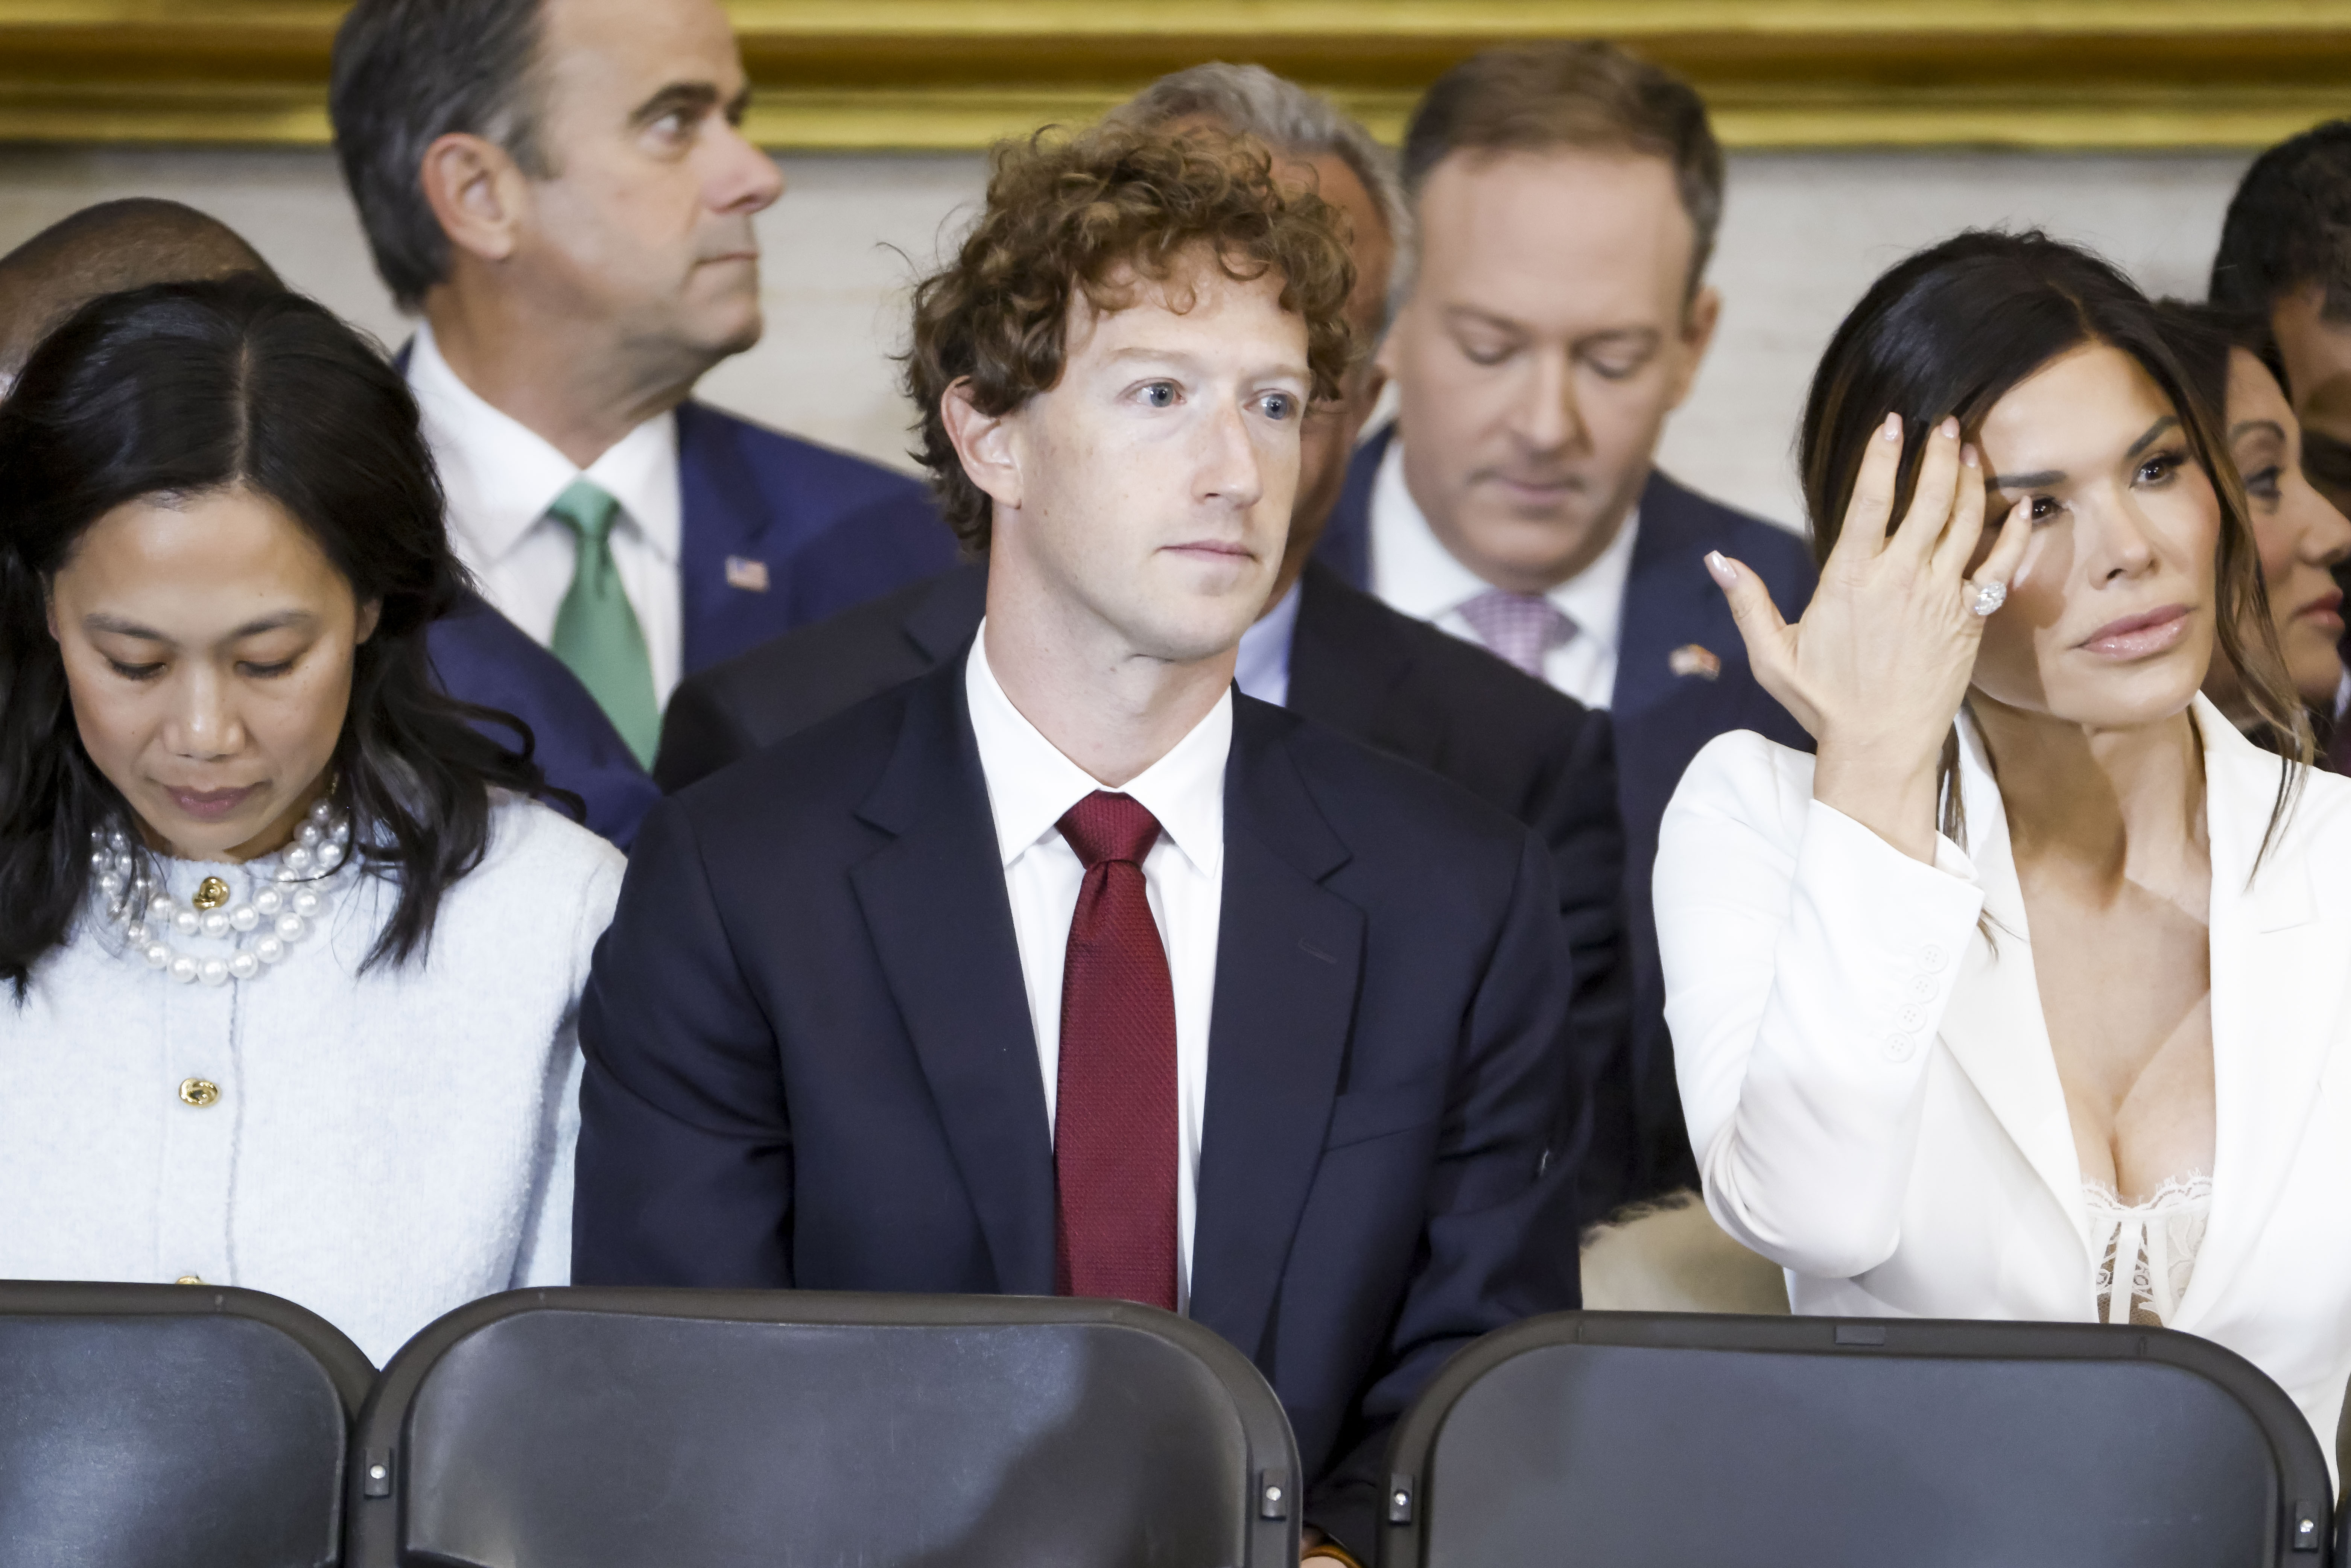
0;145;2251;533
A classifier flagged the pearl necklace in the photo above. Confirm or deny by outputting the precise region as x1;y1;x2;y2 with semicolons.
94;797;353;986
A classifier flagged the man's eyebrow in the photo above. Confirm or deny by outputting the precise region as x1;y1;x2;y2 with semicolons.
1574;327;1662;348
1440;304;1528;335
630;81;722;128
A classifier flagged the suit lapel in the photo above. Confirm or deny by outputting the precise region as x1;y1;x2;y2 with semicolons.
1308;423;1388;592
2174;701;2343;1328
847;662;1058;1295
1613;474;1724;722
1285;562;1436;751
1933;716;2091;1254
1189;701;1364;1361
674;402;771;673
902;563;989;664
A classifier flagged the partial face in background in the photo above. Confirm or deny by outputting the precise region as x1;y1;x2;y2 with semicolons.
47;486;377;862
1279;151;1394;592
2208;346;2351;712
1965;344;2220;732
978;258;1309;664
2268;285;2351;516
1385;146;1718;594
516;0;783;359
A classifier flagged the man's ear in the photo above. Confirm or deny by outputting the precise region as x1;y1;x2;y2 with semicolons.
418;132;532;266
1667;283;1723;412
940;379;1025;514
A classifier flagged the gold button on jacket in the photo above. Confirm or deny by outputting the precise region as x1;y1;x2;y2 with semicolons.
178;1078;220;1108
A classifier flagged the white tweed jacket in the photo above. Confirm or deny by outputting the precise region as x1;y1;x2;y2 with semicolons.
0;794;622;1365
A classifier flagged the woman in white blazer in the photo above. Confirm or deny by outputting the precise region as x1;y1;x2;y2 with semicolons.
1660;230;2351;1459
0;280;622;1364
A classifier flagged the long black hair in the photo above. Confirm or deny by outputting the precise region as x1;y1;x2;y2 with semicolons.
0;277;554;991
1797;230;2307;866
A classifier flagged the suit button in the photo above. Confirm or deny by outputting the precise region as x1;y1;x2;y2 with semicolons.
175;1275;202;1285
1895;1004;1924;1030
1884;1033;1914;1062
178;1078;220;1108
1919;944;1948;972
1908;974;1938;999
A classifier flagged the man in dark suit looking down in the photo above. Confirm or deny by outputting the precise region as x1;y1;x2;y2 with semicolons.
655;65;1636;1218
574;122;1586;1564
1315;43;1819;1201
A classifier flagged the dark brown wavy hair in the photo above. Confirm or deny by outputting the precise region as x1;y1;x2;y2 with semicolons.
903;121;1357;552
1800;230;2307;867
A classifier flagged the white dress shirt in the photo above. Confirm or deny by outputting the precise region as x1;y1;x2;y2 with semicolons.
965;627;1228;1312
1233;579;1302;707
1369;434;1638;710
406;322;687;703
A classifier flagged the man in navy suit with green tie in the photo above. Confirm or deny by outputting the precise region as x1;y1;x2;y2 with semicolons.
329;0;953;813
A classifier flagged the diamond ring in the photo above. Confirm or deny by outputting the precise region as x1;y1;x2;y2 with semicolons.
1967;580;2007;617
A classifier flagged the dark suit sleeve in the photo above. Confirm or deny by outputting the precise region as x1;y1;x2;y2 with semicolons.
653;673;760;794
1530;710;1639;1224
573;797;795;1287
1309;829;1587;1552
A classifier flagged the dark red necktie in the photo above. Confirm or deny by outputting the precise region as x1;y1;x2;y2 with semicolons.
1052;790;1179;1311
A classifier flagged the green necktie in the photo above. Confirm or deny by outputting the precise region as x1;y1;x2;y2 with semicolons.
546;479;660;768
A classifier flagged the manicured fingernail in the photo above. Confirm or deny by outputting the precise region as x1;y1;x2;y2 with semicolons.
1705;550;1735;585
1961;443;1978;468
1940;416;1960;439
1880;412;1902;441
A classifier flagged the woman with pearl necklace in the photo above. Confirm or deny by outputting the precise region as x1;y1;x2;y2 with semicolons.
0;278;622;1366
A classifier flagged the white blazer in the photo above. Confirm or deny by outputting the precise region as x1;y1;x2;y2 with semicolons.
1658;696;2351;1464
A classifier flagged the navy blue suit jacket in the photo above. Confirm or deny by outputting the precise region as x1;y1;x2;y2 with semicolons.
1317;424;1817;1197
395;344;958;841
671;402;959;671
573;657;1586;1556
427;592;660;850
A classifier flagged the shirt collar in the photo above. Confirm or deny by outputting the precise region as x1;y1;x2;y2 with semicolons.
965;623;1230;881
405;320;682;566
1371;432;1640;657
1232;578;1302;705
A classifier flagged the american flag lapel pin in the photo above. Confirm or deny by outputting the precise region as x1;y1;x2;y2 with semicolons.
724;555;770;592
1668;643;1721;680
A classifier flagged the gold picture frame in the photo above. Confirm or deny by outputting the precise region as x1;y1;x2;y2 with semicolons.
2;1;2348;149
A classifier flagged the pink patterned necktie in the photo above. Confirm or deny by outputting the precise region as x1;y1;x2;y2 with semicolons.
1051;790;1179;1311
1458;589;1576;678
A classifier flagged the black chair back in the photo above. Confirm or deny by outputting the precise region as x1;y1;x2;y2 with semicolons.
1380;1311;2330;1568
347;1287;1300;1568
0;1280;372;1568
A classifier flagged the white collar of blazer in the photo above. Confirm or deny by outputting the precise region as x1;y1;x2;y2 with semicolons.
1937;694;2336;1332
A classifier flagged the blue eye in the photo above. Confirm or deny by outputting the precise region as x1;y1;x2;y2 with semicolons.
1259;392;1298;421
1138;383;1177;408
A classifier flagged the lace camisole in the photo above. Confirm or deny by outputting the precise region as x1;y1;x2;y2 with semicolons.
2083;1172;2212;1327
